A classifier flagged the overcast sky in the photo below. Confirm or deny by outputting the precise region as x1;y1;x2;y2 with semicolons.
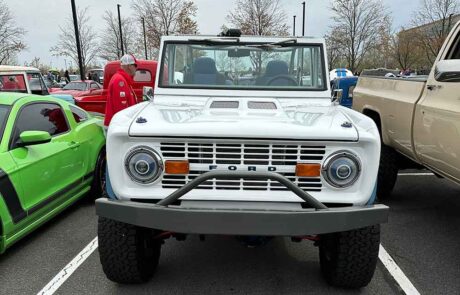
5;0;421;69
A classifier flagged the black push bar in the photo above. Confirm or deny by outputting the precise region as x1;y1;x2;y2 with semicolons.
156;171;329;210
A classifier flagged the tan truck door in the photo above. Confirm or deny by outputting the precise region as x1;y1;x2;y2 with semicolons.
413;25;460;182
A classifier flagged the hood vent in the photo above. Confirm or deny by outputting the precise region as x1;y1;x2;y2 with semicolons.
248;101;277;110
210;101;239;109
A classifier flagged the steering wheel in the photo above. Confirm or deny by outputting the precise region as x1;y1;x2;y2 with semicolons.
266;75;298;86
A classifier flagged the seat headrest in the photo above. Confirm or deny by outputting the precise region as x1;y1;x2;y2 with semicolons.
192;57;217;74
265;60;289;76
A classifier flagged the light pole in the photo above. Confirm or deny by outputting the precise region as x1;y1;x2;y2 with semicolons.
71;0;85;80
142;17;148;59
117;4;124;56
293;15;296;36
302;1;306;36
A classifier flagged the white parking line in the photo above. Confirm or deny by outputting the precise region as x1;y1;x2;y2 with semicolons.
398;172;434;176
36;237;98;295
379;245;421;295
37;240;420;295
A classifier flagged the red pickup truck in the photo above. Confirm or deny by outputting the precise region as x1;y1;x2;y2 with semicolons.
75;60;158;114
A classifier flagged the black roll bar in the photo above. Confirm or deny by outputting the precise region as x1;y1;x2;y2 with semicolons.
156;171;328;210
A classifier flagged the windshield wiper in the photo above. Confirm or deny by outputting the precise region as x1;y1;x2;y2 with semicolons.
190;37;240;44
247;38;298;50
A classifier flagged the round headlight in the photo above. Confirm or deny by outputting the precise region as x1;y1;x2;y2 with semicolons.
125;146;163;184
322;151;361;188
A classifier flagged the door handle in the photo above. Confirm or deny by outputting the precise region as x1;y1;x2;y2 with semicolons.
69;141;80;149
427;85;441;91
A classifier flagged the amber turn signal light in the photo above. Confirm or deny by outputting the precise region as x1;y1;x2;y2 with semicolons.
165;160;190;174
295;163;321;177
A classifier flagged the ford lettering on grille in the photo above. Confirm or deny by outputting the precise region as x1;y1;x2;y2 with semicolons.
160;141;325;192
209;165;277;172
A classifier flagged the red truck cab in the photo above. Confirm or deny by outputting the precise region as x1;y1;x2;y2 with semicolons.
75;60;157;114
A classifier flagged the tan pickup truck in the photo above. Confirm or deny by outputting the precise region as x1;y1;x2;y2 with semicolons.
353;21;460;199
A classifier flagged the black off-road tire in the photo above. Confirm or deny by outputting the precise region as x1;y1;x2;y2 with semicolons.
90;149;106;199
377;145;398;200
98;217;161;284
319;225;380;288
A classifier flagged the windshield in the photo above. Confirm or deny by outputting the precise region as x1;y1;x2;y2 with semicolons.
0;74;27;93
63;82;87;91
0;105;10;143
160;41;326;91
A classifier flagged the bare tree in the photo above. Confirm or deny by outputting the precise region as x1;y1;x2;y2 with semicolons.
132;0;198;58
227;0;289;36
99;11;141;61
411;0;459;65
328;0;391;72
226;0;290;73
325;29;347;70
360;15;396;70
24;57;50;73
0;0;26;65
391;28;425;70
50;6;99;73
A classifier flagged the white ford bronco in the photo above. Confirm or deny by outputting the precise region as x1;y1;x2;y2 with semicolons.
96;30;389;288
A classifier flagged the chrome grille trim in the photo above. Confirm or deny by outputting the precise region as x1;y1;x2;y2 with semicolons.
160;142;325;192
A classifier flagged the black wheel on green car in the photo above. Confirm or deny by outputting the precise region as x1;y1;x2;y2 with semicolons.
98;217;162;284
377;145;398;200
318;225;380;288
90;149;106;199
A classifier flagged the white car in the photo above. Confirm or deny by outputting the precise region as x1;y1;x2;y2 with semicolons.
96;32;388;288
329;68;354;81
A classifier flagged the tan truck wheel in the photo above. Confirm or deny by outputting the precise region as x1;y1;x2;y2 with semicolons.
377;145;398;199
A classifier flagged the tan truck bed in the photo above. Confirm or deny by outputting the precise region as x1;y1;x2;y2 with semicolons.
353;76;427;161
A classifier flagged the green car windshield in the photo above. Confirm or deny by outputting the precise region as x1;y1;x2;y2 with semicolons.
160;41;326;91
0;105;10;143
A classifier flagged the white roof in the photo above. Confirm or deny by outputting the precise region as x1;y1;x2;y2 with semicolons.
0;65;40;73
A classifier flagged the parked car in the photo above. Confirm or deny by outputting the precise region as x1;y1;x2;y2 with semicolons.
87;68;104;84
58;77;67;88
0;93;106;254
50;80;103;99
0;66;74;104
96;32;388;288
353;21;460;199
69;74;79;82
329;68;354;81
74;60;157;114
331;76;358;108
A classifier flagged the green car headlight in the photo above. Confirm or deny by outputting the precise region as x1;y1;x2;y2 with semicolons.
322;151;361;188
125;146;163;184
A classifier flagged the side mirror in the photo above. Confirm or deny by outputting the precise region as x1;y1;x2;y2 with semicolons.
434;60;460;82
143;86;154;101
332;89;343;103
18;131;51;147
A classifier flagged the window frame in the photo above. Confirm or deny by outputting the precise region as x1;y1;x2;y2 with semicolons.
158;40;328;92
0;104;11;145
69;105;89;124
8;101;71;150
134;69;153;82
446;30;460;60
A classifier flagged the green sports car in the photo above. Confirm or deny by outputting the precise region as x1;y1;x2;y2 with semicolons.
0;93;105;254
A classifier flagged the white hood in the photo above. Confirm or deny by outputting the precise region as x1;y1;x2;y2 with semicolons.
128;96;358;141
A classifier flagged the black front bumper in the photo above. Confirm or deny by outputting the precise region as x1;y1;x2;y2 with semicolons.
96;171;389;236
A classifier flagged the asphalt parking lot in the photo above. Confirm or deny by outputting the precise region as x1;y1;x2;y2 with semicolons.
0;173;459;295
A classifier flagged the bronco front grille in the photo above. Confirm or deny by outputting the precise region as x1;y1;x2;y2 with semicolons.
160;142;326;192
